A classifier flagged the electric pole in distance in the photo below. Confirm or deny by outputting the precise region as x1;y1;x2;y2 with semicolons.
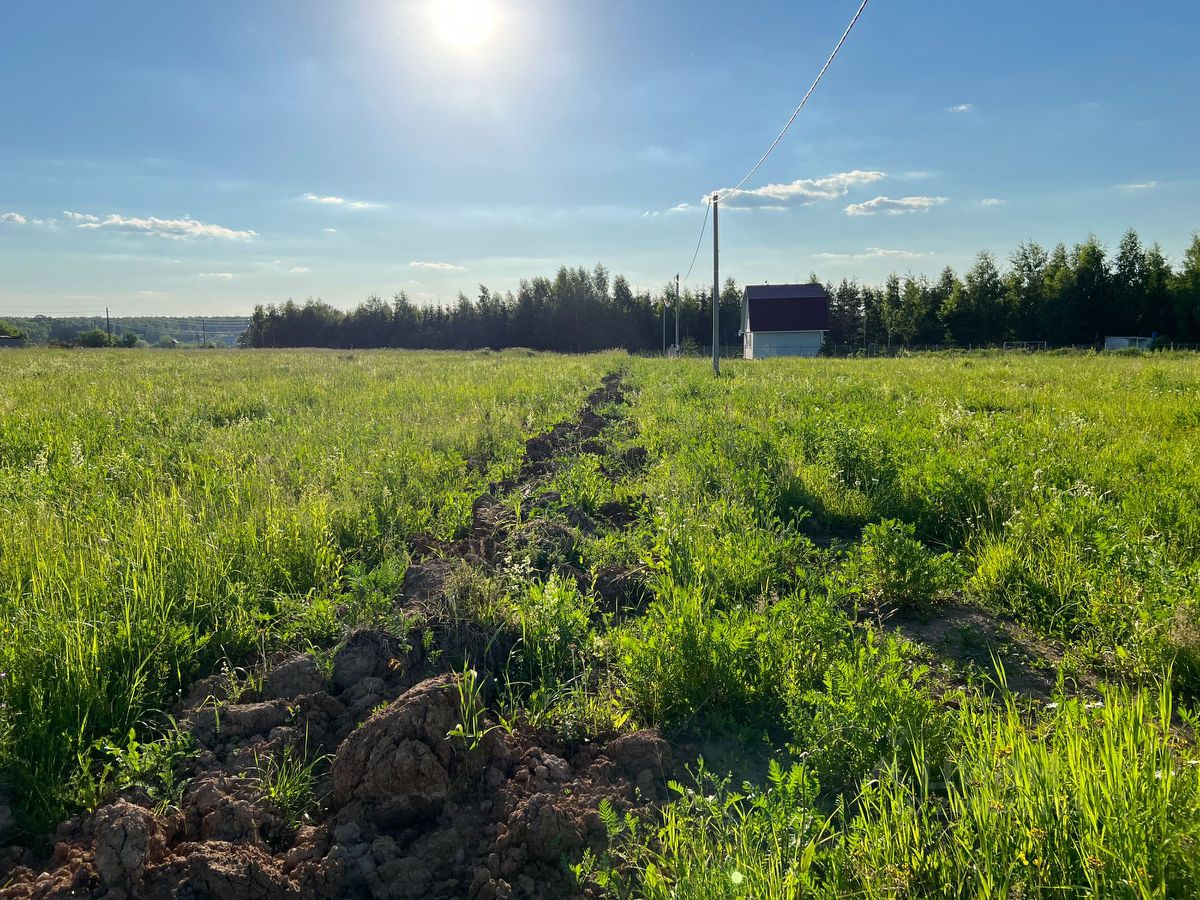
711;193;720;375
105;307;112;345
674;273;680;351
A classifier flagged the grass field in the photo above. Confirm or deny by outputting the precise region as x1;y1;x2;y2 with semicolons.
2;349;1199;897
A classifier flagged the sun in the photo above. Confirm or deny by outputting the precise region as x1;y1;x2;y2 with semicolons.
430;0;497;49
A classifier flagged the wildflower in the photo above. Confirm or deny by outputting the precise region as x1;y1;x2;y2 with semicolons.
1085;855;1105;871
1029;827;1046;842
730;870;744;886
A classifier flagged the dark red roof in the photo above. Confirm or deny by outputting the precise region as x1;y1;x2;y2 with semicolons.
744;284;830;332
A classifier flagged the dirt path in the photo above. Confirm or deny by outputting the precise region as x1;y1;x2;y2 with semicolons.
864;599;1098;701
1;370;669;900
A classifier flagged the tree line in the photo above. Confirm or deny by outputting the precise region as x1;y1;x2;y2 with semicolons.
1;317;250;348
233;228;1199;352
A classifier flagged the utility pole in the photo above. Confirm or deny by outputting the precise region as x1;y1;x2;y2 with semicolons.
661;296;666;356
105;307;112;345
711;193;720;375
202;321;207;348
674;273;680;351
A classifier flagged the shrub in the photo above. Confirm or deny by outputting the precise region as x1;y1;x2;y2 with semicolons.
846;518;958;610
784;631;950;793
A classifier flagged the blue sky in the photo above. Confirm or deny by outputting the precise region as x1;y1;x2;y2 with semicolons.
1;0;1197;316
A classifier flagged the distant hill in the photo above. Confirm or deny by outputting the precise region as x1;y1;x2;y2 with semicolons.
4;316;250;347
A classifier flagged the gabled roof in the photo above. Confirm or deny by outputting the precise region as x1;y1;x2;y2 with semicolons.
744;283;830;333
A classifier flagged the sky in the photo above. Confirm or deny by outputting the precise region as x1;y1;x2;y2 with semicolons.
1;0;1198;317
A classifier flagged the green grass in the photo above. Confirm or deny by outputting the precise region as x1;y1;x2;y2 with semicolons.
2;348;1199;896
0;348;612;828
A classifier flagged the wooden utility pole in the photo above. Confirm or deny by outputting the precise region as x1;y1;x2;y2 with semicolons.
661;296;666;355
105;307;112;345
711;193;720;375
674;273;680;350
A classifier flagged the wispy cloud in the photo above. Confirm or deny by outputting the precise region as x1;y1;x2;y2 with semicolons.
845;196;947;216
323;227;338;234
815;247;930;261
289;266;311;274
199;272;236;280
302;193;381;210
711;170;886;209
979;198;1005;206
1;212;27;224
409;260;464;271
1117;181;1158;191
946;103;974;113
64;211;256;240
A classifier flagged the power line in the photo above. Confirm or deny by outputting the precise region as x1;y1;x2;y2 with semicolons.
674;0;872;292
682;201;711;284
716;0;871;203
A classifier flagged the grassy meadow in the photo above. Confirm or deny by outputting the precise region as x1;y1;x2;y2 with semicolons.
2;348;1200;896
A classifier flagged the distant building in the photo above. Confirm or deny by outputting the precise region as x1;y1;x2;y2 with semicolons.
741;283;830;359
1104;336;1154;350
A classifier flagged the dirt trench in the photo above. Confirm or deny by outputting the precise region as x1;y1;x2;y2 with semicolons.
1;370;668;900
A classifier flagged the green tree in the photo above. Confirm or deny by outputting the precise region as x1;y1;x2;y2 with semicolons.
1068;236;1113;343
829;279;864;346
1142;243;1174;337
1113;229;1147;335
1006;241;1048;339
1173;232;1200;342
880;274;903;345
887;276;927;345
74;328;114;347
942;251;1007;344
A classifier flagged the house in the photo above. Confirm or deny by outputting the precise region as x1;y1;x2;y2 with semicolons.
741;283;830;359
1104;336;1154;350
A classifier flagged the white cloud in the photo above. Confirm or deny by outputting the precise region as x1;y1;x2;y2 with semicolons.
1117;181;1157;191
63;211;256;240
946;103;974;113
711;170;886;209
199;272;236;280
668;203;692;213
845;196;947;216
409;260;465;271
289;266;311;274
815;247;930;261
1;212;27;224
302;193;380;210
979;198;1005;206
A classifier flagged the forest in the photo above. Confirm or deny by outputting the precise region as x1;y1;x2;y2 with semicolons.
238;229;1200;352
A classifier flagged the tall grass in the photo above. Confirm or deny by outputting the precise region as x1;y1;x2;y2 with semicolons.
0;349;612;828
604;684;1200;898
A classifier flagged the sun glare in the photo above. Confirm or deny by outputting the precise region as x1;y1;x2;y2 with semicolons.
430;0;497;49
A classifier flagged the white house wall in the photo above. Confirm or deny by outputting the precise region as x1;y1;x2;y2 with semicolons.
745;331;824;359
